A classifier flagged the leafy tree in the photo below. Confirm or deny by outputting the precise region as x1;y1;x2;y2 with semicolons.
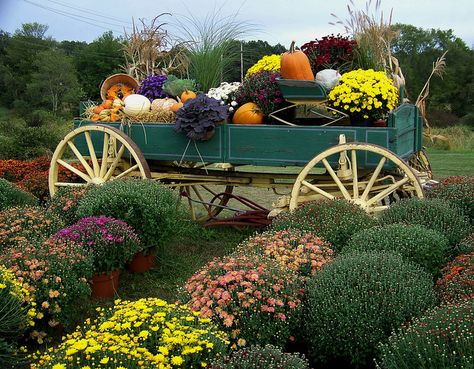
26;50;83;113
392;24;473;117
72;31;124;99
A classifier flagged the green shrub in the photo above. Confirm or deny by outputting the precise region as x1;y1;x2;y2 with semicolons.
208;344;310;369
457;233;474;254
0;206;64;250
379;198;472;250
46;186;90;226
76;179;187;252
345;224;449;276
377;299;474;369
304;251;436;366
427;176;474;223
435;252;474;304
272;199;377;253
0;178;37;210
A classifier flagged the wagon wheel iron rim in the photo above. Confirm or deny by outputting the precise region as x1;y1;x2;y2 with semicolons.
289;143;424;213
49;124;151;197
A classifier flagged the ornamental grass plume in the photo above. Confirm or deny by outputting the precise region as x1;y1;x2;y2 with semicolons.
235;229;334;279
30;298;229;369
0;238;93;337
435;252;474;304
53;216;142;274
328;68;399;121
183;254;303;348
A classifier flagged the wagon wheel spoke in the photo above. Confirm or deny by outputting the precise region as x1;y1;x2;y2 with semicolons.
321;158;351;200
67;141;95;178
361;157;386;201
366;177;409;206
114;164;139;180
99;132;110;178
301;180;335;200
351;149;359;199
57;159;91;182
84;131;100;177
104;144;126;181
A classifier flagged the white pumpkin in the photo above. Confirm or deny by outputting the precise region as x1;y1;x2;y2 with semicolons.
315;69;342;91
123;94;151;116
151;98;178;112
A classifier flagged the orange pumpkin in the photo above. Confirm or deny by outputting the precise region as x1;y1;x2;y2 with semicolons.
232;103;264;125
91;114;101;121
280;41;314;80
170;101;184;113
181;90;196;103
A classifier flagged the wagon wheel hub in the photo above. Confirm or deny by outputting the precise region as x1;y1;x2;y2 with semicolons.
91;177;106;185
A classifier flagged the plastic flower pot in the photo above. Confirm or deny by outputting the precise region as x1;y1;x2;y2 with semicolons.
90;270;120;299
127;251;156;273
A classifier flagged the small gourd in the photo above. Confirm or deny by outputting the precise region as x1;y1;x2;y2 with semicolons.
232;102;264;125
280;41;314;81
180;90;196;103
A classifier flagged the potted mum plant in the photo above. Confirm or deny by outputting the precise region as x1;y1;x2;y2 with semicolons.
53;216;142;299
174;93;228;141
327;68;399;126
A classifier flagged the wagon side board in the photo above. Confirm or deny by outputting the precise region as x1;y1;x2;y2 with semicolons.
72;103;422;168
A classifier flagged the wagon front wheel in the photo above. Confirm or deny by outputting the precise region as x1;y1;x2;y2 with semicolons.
289;143;424;213
49;124;151;197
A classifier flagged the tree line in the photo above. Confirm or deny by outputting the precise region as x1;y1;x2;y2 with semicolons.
0;22;472;124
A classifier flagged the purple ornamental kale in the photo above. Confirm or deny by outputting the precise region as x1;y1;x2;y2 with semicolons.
137;74;168;101
174;94;228;141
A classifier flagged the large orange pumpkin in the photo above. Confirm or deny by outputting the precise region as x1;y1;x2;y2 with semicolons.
280;41;314;80
232;102;264;125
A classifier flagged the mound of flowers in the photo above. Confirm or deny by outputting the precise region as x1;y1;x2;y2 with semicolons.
235;229;333;278
183;254;303;348
52;216;142;274
30;298;229;369
435;252;474;303
0;206;64;250
0;238;93;340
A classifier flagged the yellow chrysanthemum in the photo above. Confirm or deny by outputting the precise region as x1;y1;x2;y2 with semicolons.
245;54;281;77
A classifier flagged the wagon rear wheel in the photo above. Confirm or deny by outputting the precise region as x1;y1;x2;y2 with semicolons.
49;124;151;197
290;143;424;213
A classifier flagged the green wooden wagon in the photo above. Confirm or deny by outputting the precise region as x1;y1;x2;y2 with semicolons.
49;84;432;220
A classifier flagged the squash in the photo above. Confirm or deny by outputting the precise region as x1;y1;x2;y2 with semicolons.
232;102;264;125
102;99;114;109
180;90;196;103
91;114;100;121
280;41;314;81
170;101;184;113
123;94;151;116
151;98;178;111
92;105;104;114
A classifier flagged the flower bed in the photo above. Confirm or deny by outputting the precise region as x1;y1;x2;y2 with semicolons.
30;298;229;369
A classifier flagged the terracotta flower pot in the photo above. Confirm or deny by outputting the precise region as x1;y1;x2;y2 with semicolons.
90;270;120;299
127;251;156;273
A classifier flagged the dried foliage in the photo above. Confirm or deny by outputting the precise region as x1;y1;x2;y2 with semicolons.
122;14;189;81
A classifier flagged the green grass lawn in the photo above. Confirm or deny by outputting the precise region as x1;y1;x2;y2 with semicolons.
427;148;474;179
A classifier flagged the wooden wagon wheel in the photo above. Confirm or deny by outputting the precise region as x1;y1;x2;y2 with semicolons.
49;124;151;197
289;143;424;213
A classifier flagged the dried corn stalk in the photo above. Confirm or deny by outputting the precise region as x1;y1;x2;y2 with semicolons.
123;14;189;81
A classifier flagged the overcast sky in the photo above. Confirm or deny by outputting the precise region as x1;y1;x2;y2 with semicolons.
1;0;473;48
